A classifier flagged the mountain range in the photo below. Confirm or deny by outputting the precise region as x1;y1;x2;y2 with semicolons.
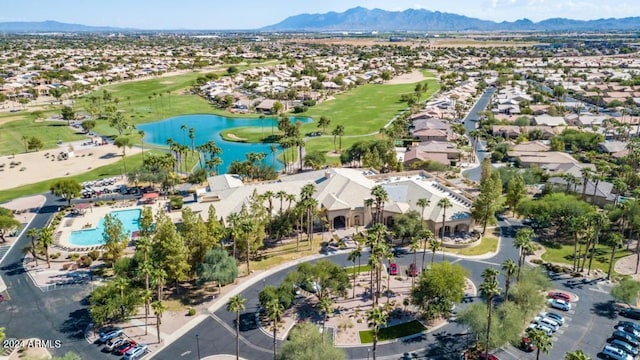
262;7;640;32
1;8;640;33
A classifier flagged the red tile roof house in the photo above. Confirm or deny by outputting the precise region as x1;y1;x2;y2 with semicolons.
409;117;456;142
403;141;462;167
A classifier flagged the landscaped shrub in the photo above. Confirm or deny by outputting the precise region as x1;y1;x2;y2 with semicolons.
530;259;544;265
188;308;196;316
78;255;93;267
50;252;61;259
169;196;183;210
68;253;80;260
87;250;100;261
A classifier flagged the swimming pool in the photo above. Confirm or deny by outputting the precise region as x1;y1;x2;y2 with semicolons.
68;209;141;246
137;114;311;174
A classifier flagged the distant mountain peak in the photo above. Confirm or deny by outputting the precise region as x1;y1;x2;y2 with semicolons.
262;7;640;32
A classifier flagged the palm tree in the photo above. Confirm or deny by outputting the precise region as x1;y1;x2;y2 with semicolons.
188;127;195;152
607;232;624;280
318;297;333;343
137;236;153;334
421;230;433;271
565;350;591;360
370;185;389;225
479;268;501;359
38;227;53;268
501;259;517;301
580;167;592;200
151;268;167;301
275;191;287;214
529;328;553;360
429;238;440;265
318;116;331;134
410;236;420;288
416;198;431;269
180;123;187;145
137;129;145;162
227;295;246;360
151;300;165;343
265;298;283;360
585;211;608;274
367;306;388;360
331;125;345;153
348;246;361;299
514;228;534;282
26;228;39;266
114;136;133;174
437;198;452;259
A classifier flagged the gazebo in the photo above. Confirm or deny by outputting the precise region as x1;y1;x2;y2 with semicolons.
141;192;159;204
72;203;91;215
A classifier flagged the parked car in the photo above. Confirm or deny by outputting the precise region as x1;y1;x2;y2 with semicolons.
114;341;137;356
520;337;535;352
611;339;639;357
102;337;125;352
548;299;571;311
478;353;499;360
602;344;633;360
406;263;420;277
612;330;640;347
124;343;148;360
389;263;398;275
615;325;640;340
97;328;123;343
527;323;553;336
539;311;565;326
548;291;571;302
618;321;640;333
534;316;559;332
620;308;640;320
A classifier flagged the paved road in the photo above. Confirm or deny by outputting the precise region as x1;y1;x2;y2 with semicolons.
0;193;112;359
462;87;495;182
154;219;519;360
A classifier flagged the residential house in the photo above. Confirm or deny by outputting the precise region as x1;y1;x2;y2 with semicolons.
409;117;454;142
403;141;462;167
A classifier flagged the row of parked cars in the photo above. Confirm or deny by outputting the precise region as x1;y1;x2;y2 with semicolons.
601;320;640;360
96;327;148;360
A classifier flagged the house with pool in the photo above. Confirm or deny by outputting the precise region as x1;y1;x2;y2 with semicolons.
193;168;474;237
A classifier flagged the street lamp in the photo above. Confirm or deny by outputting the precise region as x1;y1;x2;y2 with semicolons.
195;334;201;360
368;348;371;360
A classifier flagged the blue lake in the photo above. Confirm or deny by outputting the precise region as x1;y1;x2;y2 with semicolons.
137;114;311;174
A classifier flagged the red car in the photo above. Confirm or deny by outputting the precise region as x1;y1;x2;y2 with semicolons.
406;263;420;277
389;263;398;275
114;340;137;356
520;337;535;352
478;353;499;360
548;291;570;302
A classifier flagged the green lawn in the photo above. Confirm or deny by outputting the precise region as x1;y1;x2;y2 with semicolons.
344;264;372;273
444;236;499;256
540;241;632;275
359;320;426;343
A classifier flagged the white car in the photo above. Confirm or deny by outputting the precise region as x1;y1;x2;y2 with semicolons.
548;298;571;311
527;323;553;336
539;311;565;326
533;316;559;332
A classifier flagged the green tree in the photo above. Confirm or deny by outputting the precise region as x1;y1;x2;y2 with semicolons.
318;297;333;342
506;173;526;217
472;173;503;235
25;227;39;265
151;300;165;343
152;215;190;290
81;119;96;133
480;268;501;359
49;179;82;206
514;228;534;282
565;350;591;360
277;322;347;360
367;306;388;360
102;214;129;263
501;259;517;301
27;136;43;152
318;116;331;134
416;198;431;269
0;208;20;243
607;232;624;280
114;136;133;174
437;197;452;252
38;227;53;268
331;125;345;153
197;247;238;293
266;298;284;360
348;246;361;299
61;105;75;125
611;279;640;306
529;328;553;360
227;295;246;360
109;111;131;135
411;261;467;320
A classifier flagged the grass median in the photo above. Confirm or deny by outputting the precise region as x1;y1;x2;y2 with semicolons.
359;320;426;343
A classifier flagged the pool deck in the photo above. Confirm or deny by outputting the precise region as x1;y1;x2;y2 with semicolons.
53;200;148;251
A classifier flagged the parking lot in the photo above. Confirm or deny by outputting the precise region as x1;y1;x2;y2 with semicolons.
493;273;628;360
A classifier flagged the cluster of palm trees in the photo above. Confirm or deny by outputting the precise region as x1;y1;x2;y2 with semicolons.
195;140;223;175
24;227;54;268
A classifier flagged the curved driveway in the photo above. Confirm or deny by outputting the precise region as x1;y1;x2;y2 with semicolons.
154;218;520;360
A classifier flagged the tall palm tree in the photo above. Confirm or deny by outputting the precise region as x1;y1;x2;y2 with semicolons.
437;198;452;259
38;227;53;268
580;167;592;200
585;211;608;274
114;135;133;174
227;295;246;360
479;268;501;359
137;236;153;335
265;298;283;360
180;123;187;145
348;246;361;299
151;300;165;343
421;230;434;271
318;297;333;343
151;268;167;302
416;198;431;269
514;228;534;282
370;186;389;225
26;228;39;267
138;129;145;161
429;238;440;265
501;259;517;301
188;127;195;152
565;350;591;360
331;125;345;153
275;191;287;214
367;306;388;360
607;232;624;280
529;328;553;360
410;236;420;288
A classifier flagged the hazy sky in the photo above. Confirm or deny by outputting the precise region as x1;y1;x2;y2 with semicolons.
2;0;639;29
